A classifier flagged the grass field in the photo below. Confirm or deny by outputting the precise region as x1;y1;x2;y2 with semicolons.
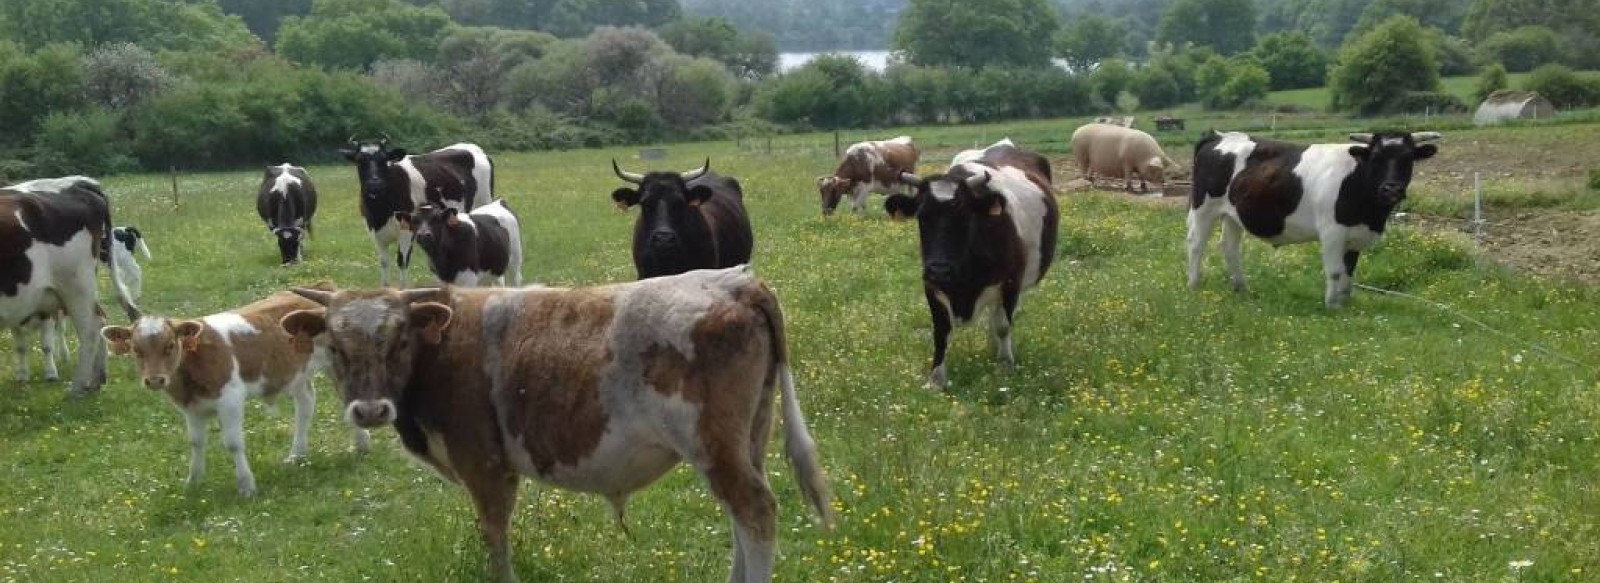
1267;73;1535;112
3;118;1600;582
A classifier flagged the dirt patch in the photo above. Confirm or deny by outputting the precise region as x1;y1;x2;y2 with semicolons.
1413;210;1600;284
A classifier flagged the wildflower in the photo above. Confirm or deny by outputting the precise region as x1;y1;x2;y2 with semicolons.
1509;559;1533;570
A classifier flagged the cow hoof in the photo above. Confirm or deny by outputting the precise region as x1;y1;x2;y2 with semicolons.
67;385;99;399
1231;281;1249;293
44;374;58;382
238;482;257;498
283;454;308;465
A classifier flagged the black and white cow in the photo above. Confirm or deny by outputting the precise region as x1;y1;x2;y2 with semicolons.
256;164;318;265
884;140;1059;390
1;177;140;394
340;137;494;287
27;225;150;380
611;159;754;280
404;199;524;287
1186;130;1441;307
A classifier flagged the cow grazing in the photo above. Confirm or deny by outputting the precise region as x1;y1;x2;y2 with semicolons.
1071;123;1176;193
277;266;832;583
256;164;318;265
100;289;370;497
611;159;754;279
884;140;1059;389
29;225;150;381
404;199;523;287
340;137;495;287
816;136;920;216
1186;130;1442;307
1;176;140;394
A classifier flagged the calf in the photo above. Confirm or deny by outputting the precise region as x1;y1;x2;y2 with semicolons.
340;137;495;287
278;266;832;583
405;199;523;287
816;136;920;216
1;176;140;394
884;140;1059;389
1186;130;1441;307
101;289;370;497
256;164;318;265
611;159;754;279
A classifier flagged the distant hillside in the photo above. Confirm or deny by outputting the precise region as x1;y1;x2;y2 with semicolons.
680;0;905;51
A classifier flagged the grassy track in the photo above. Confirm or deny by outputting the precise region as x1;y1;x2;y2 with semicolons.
2;122;1599;582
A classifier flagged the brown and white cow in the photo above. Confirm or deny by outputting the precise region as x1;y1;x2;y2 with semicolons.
885;140;1059;390
816;136;920;216
2;176;140;395
1187;130;1441;307
101;289;370;497
278;266;831;583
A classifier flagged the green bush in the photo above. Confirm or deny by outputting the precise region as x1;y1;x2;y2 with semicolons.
32;109;138;176
1250;32;1327;90
1391;91;1468;114
1090;58;1135;106
1196;56;1269;109
1475;63;1509;103
1589;168;1600;191
1134;63;1182;109
1477;26;1569;73
1330;17;1441;115
1522;64;1600;108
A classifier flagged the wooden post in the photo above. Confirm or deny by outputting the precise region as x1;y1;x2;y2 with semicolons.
169;166;179;209
833;130;842;158
766;136;772;155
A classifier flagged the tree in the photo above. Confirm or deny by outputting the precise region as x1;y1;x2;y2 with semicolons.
1330;16;1442;114
218;0;312;44
1156;0;1258;56
1090;59;1135;105
1195;55;1269;108
1477;25;1570;72
0;42;85;148
1250;32;1327;90
0;0;254;52
1134;63;1183;109
1054;14;1128;73
1522;63;1600;108
275;0;453;70
1350;0;1469;39
657;16;778;79
894;0;1059;68
81;43;173;110
434;27;556;117
1463;0;1598;42
1474;62;1507;102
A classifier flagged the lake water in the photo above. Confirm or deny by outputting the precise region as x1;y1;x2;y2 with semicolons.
778;50;893;72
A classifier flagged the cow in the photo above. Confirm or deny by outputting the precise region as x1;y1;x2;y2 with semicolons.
28;225;151;382
276;266;832;583
884;140;1059;390
256;164;318;265
1071;123;1176;193
100;288;371;497
404;199;524;287
816;136;920;216
339;137;495;287
1;176;140;395
611;159;754;280
1186;130;1442;307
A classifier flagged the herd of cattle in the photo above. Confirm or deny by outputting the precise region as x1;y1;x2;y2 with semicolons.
0;120;1441;582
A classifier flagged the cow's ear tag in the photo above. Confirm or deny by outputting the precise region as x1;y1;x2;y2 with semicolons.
687;198;703;208
175;321;204;354
988;201;1004;216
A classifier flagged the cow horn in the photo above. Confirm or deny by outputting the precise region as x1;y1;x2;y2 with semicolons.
1411;131;1442;143
612;159;644;184
1348;133;1374;143
379;133;392;148
965;170;991;190
346;135;358;146
899;172;923;186
399;288;441;304
291;287;335;306
680;158;710;182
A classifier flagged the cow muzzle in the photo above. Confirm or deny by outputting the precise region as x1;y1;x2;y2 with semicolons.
142;375;170;390
346;399;396;428
1378;182;1407;203
923;260;956;284
648;230;680;248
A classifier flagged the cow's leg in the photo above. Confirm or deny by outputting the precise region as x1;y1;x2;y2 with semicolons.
40;317;60;382
351;427;372;455
1318;233;1352;308
1342;250;1361;302
924;288;953;390
1186;204;1222;290
464;473;520;583
701;448;776;583
372;232;392;287
286;380;314;463
851;185;870;214
182;410;208;490
396;230;415;288
12;326;29;382
1221;217;1248;292
63;281;105;395
217;390;257;497
989;290;1019;373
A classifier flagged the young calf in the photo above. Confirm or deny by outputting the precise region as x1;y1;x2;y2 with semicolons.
403;199;523;287
101;289;370;496
1186;130;1441;307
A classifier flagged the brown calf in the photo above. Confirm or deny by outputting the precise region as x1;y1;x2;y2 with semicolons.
101;289;369;497
817;136;920;215
278;266;831;583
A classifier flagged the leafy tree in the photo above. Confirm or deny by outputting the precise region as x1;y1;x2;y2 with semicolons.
894;0;1059;68
436;27;556;117
1350;0;1469;39
1330;16;1441;114
275;0;453;70
0;0;254;52
1090;59;1135;105
1134;63;1183;109
1477;25;1569;72
1156;0;1258;56
1250;32;1327;90
1218;61;1270;107
544;0;681;38
679;0;906;52
885;64;951;124
1424;29;1479;76
1462;0;1598;42
652;54;734;126
0;42;84;148
1474;62;1508;102
33;109;137;176
657;16;777;79
1054;14;1128;73
1522;63;1600;108
81;43;173;110
218;0;312;44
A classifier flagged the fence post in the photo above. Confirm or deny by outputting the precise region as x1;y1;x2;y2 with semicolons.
170;166;180;209
833;130;841;158
1473;171;1483;242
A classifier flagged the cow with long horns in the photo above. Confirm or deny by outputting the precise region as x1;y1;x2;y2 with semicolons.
1186;130;1442;307
610;159;754;279
339;136;495;287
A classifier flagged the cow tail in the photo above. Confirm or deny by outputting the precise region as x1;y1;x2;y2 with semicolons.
92;182;141;321
752;284;833;528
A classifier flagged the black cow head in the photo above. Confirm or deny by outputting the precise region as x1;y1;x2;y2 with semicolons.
339;135;407;201
885;167;1008;286
611;159;715;278
397;205;461;259
272;226;305;265
1347;131;1440;205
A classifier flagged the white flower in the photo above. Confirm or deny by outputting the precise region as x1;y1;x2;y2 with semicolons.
1509;559;1534;570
